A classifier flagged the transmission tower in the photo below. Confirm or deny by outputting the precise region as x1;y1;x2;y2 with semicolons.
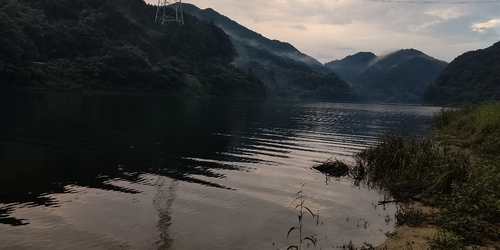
155;0;184;25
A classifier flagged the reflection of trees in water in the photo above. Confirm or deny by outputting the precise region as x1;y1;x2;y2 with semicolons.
153;176;177;250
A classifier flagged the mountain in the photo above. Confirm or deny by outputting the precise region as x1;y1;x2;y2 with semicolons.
423;41;500;106
0;0;266;98
182;4;357;101
325;49;448;103
182;4;326;72
324;52;376;83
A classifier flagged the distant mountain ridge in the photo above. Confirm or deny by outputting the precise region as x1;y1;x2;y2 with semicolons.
324;52;376;83
325;49;448;103
182;3;453;103
423;41;500;106
182;4;326;72
182;3;357;101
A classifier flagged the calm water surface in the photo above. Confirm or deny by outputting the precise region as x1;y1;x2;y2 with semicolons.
0;92;441;249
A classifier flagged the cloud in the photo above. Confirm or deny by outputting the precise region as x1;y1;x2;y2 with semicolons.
424;6;465;20
145;0;500;62
335;46;355;51
472;19;500;33
291;24;308;31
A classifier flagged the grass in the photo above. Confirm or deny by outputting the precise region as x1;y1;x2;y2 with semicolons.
314;102;500;249
432;102;500;155
429;102;500;247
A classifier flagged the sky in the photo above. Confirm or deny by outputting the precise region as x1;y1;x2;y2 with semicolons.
147;0;500;63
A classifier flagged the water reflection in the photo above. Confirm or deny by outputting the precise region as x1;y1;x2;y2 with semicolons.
0;93;439;225
0;92;441;249
0;205;28;226
153;177;177;250
0;92;247;226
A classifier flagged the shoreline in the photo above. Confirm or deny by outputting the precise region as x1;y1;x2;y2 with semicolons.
376;201;439;250
315;102;500;249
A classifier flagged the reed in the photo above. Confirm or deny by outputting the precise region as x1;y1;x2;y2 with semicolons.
287;183;318;250
356;134;476;201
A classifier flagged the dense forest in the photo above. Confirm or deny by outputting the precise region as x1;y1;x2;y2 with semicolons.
0;0;267;97
423;41;500;106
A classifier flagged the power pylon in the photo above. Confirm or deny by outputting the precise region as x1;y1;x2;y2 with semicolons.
155;0;184;25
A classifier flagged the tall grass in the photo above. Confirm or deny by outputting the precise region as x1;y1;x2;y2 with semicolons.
336;102;500;248
357;135;469;198
432;102;500;155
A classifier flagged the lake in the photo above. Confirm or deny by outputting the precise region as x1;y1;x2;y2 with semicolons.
0;92;441;250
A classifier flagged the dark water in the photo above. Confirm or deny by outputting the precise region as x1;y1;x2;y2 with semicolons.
0;92;440;249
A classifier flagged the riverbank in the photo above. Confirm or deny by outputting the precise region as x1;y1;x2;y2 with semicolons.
315;102;500;249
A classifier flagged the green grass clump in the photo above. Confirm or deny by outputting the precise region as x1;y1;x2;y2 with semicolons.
357;135;468;198
429;232;466;250
435;161;500;244
432;102;500;154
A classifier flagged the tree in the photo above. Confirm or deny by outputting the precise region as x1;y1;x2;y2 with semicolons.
0;9;38;90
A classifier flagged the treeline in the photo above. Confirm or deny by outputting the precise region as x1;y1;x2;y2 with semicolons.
0;0;266;97
423;41;500;106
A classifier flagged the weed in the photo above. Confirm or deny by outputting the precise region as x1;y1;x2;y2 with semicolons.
394;204;426;227
429;231;465;250
314;159;350;178
287;183;318;250
384;230;398;238
313;158;366;186
336;241;385;250
337;241;355;250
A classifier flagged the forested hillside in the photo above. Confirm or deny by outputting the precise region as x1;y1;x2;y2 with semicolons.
324;52;376;84
182;3;357;101
359;50;448;103
182;3;325;71
0;0;266;97
423;41;500;106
